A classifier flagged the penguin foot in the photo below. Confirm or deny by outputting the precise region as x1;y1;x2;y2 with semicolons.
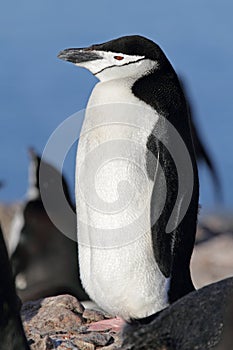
87;316;125;333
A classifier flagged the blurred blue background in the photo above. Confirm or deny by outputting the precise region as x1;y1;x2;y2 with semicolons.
0;0;232;212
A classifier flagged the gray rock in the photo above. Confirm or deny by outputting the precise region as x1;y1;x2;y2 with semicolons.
215;295;233;350
122;277;233;350
82;309;106;323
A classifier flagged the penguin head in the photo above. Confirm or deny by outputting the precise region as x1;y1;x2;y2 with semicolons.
58;35;168;82
27;147;41;200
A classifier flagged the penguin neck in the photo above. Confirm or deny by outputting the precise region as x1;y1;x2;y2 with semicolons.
87;77;141;108
26;158;40;200
87;67;157;108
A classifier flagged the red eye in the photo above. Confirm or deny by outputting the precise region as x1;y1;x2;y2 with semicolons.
114;56;124;60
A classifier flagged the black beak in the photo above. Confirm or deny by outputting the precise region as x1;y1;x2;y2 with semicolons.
57;48;103;64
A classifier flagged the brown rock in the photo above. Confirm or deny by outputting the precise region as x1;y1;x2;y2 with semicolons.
21;295;122;349
82;309;106;323
22;294;84;335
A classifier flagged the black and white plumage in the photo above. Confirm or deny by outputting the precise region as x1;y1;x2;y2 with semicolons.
58;35;199;319
8;148;88;302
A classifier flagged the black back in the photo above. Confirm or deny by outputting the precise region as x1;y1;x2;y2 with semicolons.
128;37;199;301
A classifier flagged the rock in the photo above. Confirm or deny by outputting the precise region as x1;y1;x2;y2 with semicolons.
101;334;123;350
191;233;233;288
68;339;95;350
22;277;230;350
122;277;233;350
22;295;84;334
215;296;233;350
79;332;112;346
21;294;121;349
82;309;106;323
199;214;233;234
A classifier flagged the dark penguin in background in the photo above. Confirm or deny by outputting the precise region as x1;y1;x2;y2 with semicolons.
179;77;222;200
0;225;30;350
8;148;88;302
58;34;199;322
0;180;5;189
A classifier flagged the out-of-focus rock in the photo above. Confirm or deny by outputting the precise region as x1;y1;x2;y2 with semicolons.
200;213;233;234
191;233;233;288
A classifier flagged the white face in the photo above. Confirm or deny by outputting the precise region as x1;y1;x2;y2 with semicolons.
75;50;158;82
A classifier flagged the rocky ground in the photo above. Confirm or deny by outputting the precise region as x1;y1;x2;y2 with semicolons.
1;203;233;349
191;213;233;288
21;295;122;350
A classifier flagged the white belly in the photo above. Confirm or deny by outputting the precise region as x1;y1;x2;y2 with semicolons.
76;78;168;318
79;234;168;319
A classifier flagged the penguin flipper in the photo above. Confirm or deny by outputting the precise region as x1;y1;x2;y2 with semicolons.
148;136;197;300
147;137;176;278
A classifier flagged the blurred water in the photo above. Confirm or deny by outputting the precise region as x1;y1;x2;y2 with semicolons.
0;0;233;212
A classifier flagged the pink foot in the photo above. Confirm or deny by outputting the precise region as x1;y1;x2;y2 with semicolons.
87;316;125;332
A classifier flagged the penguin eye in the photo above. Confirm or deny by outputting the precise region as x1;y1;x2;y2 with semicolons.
114;56;124;61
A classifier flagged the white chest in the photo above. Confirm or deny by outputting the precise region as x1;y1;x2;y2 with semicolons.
75;78;168;318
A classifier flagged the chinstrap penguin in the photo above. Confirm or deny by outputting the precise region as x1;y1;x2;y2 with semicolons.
9;148;89;302
58;35;199;322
